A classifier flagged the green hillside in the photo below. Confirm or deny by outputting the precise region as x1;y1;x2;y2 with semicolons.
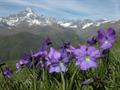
0;31;81;61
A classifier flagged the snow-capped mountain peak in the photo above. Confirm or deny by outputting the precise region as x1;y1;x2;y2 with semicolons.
0;8;117;30
0;8;45;26
25;8;33;13
22;8;37;18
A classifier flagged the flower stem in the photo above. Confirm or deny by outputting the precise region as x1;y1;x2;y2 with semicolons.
60;72;65;90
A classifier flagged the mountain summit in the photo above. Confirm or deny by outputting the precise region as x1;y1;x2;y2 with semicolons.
0;8;119;30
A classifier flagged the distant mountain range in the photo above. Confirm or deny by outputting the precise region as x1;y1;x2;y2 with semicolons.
0;8;120;61
0;8;120;31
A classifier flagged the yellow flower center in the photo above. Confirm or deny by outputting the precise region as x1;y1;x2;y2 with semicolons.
86;56;90;61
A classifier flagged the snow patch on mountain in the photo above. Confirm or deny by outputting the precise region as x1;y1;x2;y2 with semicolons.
82;23;93;29
60;22;72;27
28;20;41;26
96;20;111;26
0;17;2;21
57;21;77;28
25;8;34;17
3;18;19;26
69;25;77;28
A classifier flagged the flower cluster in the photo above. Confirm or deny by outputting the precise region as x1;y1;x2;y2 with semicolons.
0;27;116;78
16;38;51;71
15;28;116;72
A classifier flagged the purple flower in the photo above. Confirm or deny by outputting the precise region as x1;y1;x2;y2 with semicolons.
32;49;48;58
45;37;52;46
61;42;76;60
87;37;97;45
46;47;68;73
60;49;69;64
33;55;48;69
30;38;52;68
33;50;48;68
49;62;67;73
41;37;52;50
97;28;116;49
16;63;21;70
65;45;76;54
73;45;100;70
31;38;52;69
102;49;110;55
3;66;13;78
62;42;71;49
16;53;32;70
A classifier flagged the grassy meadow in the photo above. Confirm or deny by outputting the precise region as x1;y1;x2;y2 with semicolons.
0;33;120;90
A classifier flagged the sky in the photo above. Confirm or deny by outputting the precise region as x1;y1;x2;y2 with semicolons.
0;0;120;20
